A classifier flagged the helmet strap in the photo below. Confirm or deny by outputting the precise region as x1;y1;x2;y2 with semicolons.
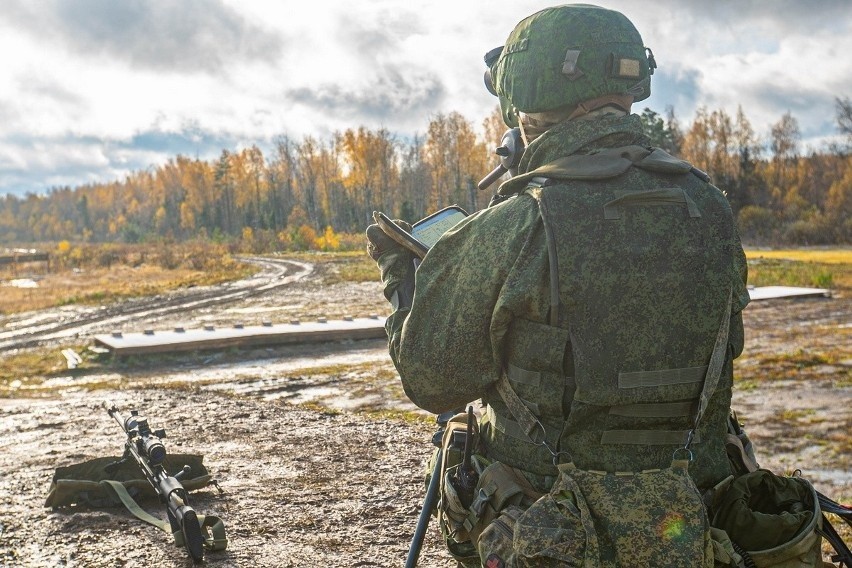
516;109;532;147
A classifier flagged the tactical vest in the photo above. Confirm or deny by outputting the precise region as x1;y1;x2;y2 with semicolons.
482;146;738;491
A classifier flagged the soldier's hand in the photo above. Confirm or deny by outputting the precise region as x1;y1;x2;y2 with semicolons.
365;219;415;306
366;219;412;260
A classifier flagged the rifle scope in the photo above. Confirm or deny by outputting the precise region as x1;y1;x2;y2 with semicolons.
106;402;167;466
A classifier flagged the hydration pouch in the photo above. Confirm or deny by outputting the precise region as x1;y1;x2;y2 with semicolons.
45;454;212;508
513;459;713;567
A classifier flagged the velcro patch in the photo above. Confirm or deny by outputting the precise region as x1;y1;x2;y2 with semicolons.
615;57;642;78
562;49;584;80
486;553;505;568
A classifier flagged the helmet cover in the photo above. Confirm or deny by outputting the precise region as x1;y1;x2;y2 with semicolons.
491;4;653;117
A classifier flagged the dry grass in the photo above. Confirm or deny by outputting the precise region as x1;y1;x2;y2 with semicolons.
745;249;852;264
0;242;255;315
745;248;852;293
0;265;246;314
284;250;377;284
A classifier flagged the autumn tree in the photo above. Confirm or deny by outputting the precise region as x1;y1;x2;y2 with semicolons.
267;136;297;232
835;96;852;146
339;127;399;227
424;112;488;214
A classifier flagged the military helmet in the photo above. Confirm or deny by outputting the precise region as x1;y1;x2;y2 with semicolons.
485;4;656;127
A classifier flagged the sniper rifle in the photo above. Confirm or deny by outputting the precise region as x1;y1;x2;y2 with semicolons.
104;401;208;562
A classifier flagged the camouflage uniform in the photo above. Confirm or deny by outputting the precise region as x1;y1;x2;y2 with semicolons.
368;5;753;565
386;112;749;493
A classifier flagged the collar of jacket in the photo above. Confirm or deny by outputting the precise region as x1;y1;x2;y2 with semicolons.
498;114;650;197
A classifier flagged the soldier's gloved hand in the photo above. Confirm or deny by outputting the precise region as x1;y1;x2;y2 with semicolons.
366;220;415;308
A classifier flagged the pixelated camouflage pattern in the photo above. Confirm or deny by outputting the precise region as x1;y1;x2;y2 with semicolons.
387;114;748;493
513;460;713;566
369;243;416;344
493;5;651;114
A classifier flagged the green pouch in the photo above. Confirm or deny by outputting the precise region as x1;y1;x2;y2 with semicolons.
45;454;212;508
514;459;713;567
712;470;823;568
477;505;526;567
435;413;485;565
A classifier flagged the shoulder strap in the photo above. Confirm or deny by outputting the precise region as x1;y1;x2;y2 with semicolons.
100;480;228;552
684;289;733;451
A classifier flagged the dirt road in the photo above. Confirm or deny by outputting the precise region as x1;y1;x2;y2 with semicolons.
0;255;849;567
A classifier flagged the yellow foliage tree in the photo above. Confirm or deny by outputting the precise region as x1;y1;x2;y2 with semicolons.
316;226;340;251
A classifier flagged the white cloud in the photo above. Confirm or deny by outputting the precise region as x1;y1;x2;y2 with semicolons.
1;0;850;197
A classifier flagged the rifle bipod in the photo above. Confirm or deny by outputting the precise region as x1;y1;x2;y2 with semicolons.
405;410;459;568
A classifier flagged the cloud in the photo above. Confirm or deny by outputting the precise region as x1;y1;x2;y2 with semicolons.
1;0;283;75
288;66;446;125
680;0;850;36
0;128;240;196
1;0;851;198
643;67;702;120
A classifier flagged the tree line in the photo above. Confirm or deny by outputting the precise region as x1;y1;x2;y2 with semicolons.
1;100;850;249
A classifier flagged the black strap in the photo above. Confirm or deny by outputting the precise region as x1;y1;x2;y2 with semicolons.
818;513;852;567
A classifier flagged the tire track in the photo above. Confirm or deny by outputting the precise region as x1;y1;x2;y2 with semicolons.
0;256;313;351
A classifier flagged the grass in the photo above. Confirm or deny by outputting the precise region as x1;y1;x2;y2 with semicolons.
283;250;377;285
736;349;850;384
745;248;852;293
0;242;257;315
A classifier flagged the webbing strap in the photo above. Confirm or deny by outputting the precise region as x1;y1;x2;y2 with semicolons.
507;363;541;387
525;187;561;327
486;405;537;442
601;429;701;445
101;479;169;532
494;374;548;446
689;290;733;445
100;480;228;552
489;184;567;459
608;401;696;418
618;366;707;389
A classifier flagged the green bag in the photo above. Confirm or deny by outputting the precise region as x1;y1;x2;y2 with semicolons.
512;459;713;567
45;454;227;553
45;454;212;508
712;470;825;568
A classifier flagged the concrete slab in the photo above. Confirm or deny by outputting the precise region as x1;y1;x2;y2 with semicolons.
748;286;831;301
94;316;387;356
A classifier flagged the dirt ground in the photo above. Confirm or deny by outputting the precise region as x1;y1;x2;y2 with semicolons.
0;258;849;567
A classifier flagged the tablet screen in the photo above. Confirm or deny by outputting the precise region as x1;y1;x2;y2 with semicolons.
411;206;468;249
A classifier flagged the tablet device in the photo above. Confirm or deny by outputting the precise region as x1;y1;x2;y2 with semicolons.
374;205;468;258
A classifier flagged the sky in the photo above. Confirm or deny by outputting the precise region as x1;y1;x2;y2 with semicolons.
1;0;851;198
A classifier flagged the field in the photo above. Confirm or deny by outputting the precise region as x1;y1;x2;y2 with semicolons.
0;247;849;566
745;248;852;291
0;242;256;315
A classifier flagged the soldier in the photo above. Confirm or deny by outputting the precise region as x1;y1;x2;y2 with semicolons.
368;4;749;566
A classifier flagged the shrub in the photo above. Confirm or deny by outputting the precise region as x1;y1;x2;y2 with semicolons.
781;214;835;245
737;206;778;243
315;226;341;251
